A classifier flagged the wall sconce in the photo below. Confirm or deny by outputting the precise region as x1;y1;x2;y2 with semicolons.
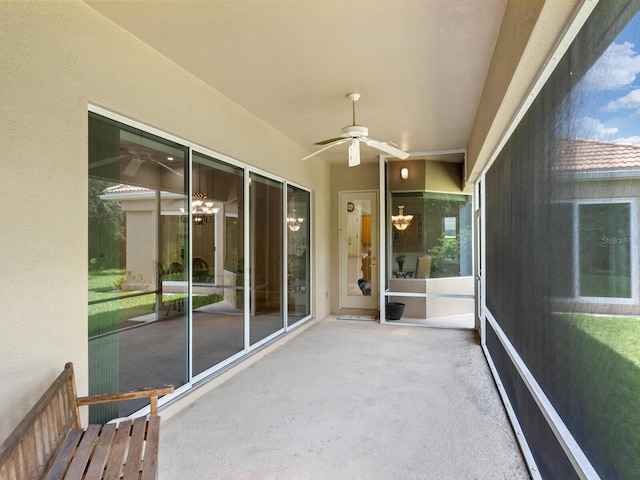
391;205;413;231
400;167;409;180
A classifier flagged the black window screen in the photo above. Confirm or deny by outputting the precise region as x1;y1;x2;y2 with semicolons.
485;1;640;478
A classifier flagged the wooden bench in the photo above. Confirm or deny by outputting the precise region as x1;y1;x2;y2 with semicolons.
0;362;173;479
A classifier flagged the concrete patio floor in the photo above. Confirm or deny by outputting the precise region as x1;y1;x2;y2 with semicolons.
158;315;530;479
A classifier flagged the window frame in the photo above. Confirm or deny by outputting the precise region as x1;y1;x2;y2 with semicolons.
572;198;638;304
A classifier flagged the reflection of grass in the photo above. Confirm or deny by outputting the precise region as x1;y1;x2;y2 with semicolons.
553;314;640;479
88;269;221;337
568;314;640;364
88;269;129;301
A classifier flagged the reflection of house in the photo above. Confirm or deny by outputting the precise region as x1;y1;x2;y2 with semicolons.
100;184;188;291
553;139;640;315
555;138;640;174
100;183;235;299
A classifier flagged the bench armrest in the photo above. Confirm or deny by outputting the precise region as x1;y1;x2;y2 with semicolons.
77;385;174;416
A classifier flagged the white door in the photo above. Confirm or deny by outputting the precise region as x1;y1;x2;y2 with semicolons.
340;191;378;309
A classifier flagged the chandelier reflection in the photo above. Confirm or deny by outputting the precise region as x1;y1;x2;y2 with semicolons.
287;209;304;232
392;205;413;231
187;163;219;226
192;192;219;225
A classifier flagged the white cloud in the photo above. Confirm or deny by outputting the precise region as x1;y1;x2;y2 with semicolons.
603;88;640;112
569;117;619;139
578;42;640;91
613;136;640;146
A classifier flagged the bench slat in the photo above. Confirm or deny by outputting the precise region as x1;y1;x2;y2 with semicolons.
63;424;101;480
43;429;83;480
140;416;161;480
122;417;148;480
103;419;133;480
84;423;116;480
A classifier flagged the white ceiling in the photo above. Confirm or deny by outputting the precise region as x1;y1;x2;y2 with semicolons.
85;0;508;166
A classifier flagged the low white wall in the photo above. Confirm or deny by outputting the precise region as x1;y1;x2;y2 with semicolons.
388;277;474;319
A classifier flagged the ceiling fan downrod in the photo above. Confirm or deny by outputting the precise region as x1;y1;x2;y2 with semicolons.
348;92;360;126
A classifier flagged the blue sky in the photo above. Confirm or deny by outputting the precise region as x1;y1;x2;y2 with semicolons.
567;10;640;145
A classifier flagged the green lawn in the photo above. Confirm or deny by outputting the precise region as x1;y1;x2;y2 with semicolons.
566;313;640;366
88;269;221;337
553;313;640;479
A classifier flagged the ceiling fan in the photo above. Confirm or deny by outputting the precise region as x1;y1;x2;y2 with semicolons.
89;147;183;177
302;93;409;166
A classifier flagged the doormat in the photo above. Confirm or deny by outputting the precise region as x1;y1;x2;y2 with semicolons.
337;315;377;321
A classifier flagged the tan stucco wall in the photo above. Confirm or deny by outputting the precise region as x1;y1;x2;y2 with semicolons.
388;160;464;193
0;0;331;440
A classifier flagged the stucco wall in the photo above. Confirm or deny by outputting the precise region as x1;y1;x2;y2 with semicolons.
0;0;331;440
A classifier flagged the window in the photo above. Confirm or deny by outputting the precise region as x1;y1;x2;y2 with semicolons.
390;192;472;278
577;201;634;299
552;200;636;301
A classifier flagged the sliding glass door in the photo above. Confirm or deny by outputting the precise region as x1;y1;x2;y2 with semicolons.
88;112;188;421
89;109;312;421
191;153;245;377
287;185;311;325
250;173;284;345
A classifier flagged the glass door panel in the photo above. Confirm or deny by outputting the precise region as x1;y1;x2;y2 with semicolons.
88;113;188;421
250;173;284;345
287;185;311;325
340;191;378;310
191;153;245;377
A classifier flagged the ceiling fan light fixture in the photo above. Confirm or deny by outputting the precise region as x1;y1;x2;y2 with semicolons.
302;92;409;164
348;139;360;167
340;125;368;138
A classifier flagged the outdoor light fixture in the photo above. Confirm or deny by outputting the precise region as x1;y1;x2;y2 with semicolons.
401;167;409;179
191;164;219;226
392;205;413;231
287;209;304;232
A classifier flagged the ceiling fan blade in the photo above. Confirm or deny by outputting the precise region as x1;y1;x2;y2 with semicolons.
122;157;143;176
302;138;349;161
348;139;360;167
150;158;184;177
88;154;127;170
315;137;343;146
363;138;409;160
